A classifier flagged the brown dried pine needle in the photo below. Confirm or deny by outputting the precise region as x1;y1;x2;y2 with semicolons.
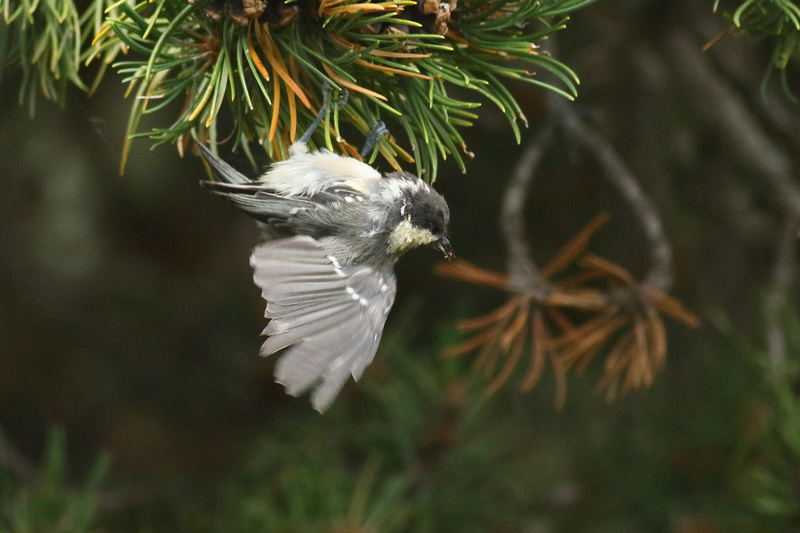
436;214;698;407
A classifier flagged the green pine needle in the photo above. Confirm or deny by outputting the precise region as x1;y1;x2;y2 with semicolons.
4;0;600;179
716;0;800;100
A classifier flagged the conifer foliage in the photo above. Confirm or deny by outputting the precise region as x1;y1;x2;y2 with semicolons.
2;0;596;178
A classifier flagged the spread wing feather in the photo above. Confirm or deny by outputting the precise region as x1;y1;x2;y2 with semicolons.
275;320;356;399
251;236;397;412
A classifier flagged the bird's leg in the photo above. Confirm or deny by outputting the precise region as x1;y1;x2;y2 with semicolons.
360;120;389;159
298;82;349;144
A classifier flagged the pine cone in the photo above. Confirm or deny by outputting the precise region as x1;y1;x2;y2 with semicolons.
242;0;266;19
416;0;456;36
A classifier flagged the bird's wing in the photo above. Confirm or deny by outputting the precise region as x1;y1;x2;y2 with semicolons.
251;236;397;412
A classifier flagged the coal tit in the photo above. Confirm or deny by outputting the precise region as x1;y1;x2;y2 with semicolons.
199;113;453;412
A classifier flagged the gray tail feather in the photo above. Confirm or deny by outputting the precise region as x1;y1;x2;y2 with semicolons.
201;181;313;225
196;143;251;185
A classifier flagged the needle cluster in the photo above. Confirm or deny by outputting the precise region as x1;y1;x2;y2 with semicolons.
2;0;598;178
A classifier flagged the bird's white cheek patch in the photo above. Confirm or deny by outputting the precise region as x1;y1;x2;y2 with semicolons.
388;219;437;255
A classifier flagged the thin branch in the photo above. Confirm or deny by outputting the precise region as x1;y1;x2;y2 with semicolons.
550;96;673;291
765;213;799;373
500;122;556;293
664;30;800;376
664;30;800;213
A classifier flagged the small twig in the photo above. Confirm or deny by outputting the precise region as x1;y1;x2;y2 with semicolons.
764;213;799;373
551;97;673;291
500;122;556;293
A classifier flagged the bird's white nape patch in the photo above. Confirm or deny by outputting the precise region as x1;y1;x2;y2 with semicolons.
387;218;437;256
288;141;309;156
379;176;426;202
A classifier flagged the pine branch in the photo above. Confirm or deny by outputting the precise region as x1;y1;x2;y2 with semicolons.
1;0;97;115
709;0;800;100
74;0;596;178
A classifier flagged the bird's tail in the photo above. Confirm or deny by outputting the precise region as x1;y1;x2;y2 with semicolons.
196;143;251;185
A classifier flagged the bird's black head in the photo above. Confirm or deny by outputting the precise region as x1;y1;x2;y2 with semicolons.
385;172;454;259
408;187;449;235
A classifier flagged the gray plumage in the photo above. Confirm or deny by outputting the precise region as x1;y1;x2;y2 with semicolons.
199;141;452;412
252;237;396;411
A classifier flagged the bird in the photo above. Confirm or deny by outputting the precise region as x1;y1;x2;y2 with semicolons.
197;94;453;412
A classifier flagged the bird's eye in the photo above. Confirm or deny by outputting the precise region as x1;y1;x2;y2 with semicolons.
432;213;445;235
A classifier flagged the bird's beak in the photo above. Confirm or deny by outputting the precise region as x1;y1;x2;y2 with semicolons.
437;236;455;260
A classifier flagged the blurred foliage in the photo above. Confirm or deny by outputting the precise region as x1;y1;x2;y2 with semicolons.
724;301;800;529
0;0;91;115
711;0;800;99
214;319;552;532
0;428;109;533
220;447;412;532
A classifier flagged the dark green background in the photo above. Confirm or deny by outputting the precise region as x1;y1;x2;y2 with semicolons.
2;1;799;531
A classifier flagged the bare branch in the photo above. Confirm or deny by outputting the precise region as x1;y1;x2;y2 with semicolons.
663;29;800;376
664;30;800;213
550;97;673;291
500;122;556;293
765;213;799;372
